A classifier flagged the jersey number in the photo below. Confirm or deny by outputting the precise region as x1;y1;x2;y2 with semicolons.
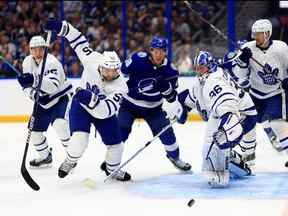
113;93;123;102
82;46;92;56
209;85;222;98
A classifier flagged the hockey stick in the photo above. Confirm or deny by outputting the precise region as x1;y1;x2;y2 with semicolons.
104;118;177;182
20;31;52;191
183;1;265;69
0;55;21;76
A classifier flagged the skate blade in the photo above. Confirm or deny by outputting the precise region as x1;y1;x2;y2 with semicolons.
29;163;52;169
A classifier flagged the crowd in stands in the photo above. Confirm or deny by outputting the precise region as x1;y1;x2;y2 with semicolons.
0;1;222;78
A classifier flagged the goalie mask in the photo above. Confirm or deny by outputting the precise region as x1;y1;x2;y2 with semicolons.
99;51;121;81
194;51;217;78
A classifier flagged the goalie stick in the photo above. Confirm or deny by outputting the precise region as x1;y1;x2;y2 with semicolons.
20;31;52;191
183;1;265;69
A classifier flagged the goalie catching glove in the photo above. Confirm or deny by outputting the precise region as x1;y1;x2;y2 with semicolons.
213;112;243;149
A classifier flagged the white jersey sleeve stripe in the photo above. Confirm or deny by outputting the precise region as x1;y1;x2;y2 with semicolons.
73;40;88;51
69;33;82;44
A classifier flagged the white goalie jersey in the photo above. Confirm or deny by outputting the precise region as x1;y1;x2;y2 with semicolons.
22;53;73;109
182;67;256;120
58;21;128;119
234;40;288;99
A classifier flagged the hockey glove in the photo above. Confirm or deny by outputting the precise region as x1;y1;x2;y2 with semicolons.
213;112;243;149
45;18;63;34
282;78;288;90
157;79;177;103
17;73;38;88
238;47;252;64
239;80;251;92
167;99;187;124
74;88;100;109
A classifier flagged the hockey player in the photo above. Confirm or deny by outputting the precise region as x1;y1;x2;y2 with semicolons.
45;19;131;181
232;19;288;164
118;36;191;171
17;35;73;168
168;51;257;187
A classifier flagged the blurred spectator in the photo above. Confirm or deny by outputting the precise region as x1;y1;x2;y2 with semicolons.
0;1;222;78
175;44;193;76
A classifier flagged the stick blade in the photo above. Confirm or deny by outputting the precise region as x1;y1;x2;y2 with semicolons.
21;166;40;191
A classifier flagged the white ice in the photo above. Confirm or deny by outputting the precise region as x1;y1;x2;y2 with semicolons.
0;122;287;216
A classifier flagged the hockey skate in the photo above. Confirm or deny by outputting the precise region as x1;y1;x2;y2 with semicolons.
29;149;52;168
58;159;77;178
100;162;131;181
166;154;192;171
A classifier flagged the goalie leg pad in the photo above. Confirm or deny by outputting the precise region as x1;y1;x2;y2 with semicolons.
202;117;231;187
239;127;256;166
204;171;229;188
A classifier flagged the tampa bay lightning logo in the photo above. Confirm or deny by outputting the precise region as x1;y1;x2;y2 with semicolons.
86;82;100;94
257;63;280;85
138;78;159;96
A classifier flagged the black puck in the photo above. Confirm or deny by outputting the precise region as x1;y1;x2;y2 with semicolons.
187;198;195;207
285;161;288;168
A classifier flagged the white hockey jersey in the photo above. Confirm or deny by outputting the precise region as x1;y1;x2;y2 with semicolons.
22;53;73;109
183;67;256;120
59;21;128;119
234;40;288;99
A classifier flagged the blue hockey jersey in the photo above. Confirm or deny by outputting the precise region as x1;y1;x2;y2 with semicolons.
121;51;179;109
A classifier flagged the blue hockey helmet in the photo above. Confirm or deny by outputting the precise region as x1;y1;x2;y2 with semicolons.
150;36;168;50
193;51;217;74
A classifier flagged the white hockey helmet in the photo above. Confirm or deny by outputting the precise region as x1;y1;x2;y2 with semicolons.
99;51;121;81
29;36;46;48
251;19;272;40
100;51;121;69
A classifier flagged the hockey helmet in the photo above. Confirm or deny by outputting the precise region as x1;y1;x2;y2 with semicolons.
193;51;217;75
150;36;168;50
251;19;272;41
29;36;46;49
99;51;121;81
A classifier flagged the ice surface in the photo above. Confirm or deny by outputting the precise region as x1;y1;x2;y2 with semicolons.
0;122;287;216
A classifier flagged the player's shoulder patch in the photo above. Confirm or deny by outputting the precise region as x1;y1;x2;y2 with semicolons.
124;58;132;67
137;52;148;58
